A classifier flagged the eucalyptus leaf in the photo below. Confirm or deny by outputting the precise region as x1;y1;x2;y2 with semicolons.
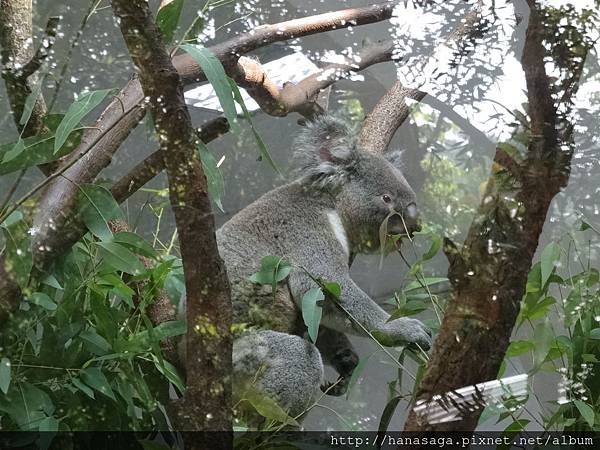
77;184;123;241
245;389;299;426
198;142;225;212
2;138;25;163
71;378;95;399
574;400;595;427
229;79;279;172
152;354;185;393
113;231;158;259
346;354;374;399
97;241;145;275
156;0;185;44
540;242;561;287
80;367;116;401
301;288;324;343
180;45;238;130
20;75;44;126
38;416;59;432
0;114;83;174
0;358;11;394
55;89;112;152
79;329;111;355
0;212;32;289
29;292;58;311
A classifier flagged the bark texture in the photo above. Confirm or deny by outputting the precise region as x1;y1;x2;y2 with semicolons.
403;0;579;432
111;0;232;443
30;2;397;280
0;0;47;137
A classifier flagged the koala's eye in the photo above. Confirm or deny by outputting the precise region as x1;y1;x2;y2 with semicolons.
382;194;392;204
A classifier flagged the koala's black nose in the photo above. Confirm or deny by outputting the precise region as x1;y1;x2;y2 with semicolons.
404;203;421;234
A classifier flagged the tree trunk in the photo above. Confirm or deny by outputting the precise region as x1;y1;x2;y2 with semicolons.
110;0;233;445
403;0;580;432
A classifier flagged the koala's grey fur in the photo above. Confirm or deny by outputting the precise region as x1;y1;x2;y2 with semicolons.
182;115;432;422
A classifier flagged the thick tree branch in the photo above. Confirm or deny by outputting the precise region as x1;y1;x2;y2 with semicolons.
0;1;59;323
111;117;230;202
231;40;396;119
403;0;582;433
111;40;395;202
30;2;399;286
111;0;232;440
0;0;52;138
359;3;483;154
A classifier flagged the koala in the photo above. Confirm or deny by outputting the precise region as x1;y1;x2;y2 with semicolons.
182;115;432;422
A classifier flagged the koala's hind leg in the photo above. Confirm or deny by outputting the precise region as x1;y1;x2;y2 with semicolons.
233;330;324;423
316;327;359;396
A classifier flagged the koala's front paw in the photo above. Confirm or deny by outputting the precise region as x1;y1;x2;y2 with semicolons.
372;317;432;350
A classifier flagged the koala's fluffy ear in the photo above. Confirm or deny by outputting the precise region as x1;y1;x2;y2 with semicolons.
384;150;407;173
294;115;358;190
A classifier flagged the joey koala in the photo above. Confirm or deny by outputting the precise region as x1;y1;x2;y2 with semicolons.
182;115;432;421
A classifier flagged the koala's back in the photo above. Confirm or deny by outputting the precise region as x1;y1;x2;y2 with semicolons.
216;182;341;334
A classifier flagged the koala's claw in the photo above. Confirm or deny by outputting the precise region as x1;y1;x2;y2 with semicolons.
373;317;432;350
321;377;349;396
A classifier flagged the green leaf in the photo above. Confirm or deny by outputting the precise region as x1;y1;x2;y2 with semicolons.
55;89;112;152
42;274;63;290
248;256;292;287
20;75;44;126
245;389;299;426
28;292;58;311
322;281;342;301
113;231;158;259
152;354;185;393
156;0;185;44
79;329;111;355
180;45;238;131
589;328;600;339
422;234;442;261
0;212;32;289
346;354;374;399
183;14;205;44
522;296;556;323
504;418;530;432
540;242;561;287
97;241;145;275
0;358;11;394
97;273;135;307
77;184;123;241
404;277;448;292
165;272;186;304
388;299;428;320
505;340;534;357
152;320;186;340
301;288;324;343
574;400;595;427
198;142;225;212
532;320;553;369
378;396;401;434
38;416;59;432
0;115;83;174
525;262;542;293
0;382;55;430
71;378;95;399
2;138;25;163
229;79;279;172
80;367;116;401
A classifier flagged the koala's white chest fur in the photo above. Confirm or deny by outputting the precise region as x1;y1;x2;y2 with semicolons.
326;210;350;257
